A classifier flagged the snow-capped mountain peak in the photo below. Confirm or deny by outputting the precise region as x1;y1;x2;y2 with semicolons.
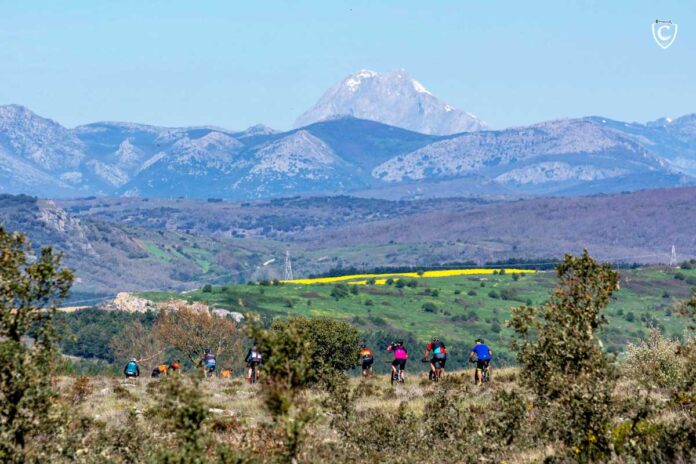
344;69;378;92
294;69;486;135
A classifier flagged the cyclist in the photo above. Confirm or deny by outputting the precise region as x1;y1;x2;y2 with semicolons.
199;348;217;378
359;344;374;377
423;338;447;381
469;338;492;385
151;363;167;378
245;343;263;384
167;359;182;374
124;358;140;378
387;340;408;383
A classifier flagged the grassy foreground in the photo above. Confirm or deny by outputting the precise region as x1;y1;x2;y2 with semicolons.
53;362;694;464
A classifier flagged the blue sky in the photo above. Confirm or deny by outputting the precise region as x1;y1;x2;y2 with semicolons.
0;0;693;130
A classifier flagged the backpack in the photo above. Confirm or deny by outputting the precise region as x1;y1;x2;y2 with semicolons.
126;361;138;375
250;350;262;362
205;353;216;367
360;348;373;360
433;342;447;359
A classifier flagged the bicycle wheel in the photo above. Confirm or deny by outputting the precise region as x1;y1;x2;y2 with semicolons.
251;366;257;384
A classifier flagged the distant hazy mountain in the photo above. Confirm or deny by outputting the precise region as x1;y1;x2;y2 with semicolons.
1;103;695;200
372;117;692;195
294;69;487;135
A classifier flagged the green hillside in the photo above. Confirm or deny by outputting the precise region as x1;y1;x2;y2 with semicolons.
140;264;696;367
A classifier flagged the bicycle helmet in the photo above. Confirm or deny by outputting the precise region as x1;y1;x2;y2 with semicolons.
475;338;484;344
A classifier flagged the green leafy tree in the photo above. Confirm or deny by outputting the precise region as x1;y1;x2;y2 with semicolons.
0;227;73;462
509;251;619;462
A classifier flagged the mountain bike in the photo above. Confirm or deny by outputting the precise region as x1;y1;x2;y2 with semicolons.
424;358;444;382
391;361;405;385
470;359;491;385
248;363;259;385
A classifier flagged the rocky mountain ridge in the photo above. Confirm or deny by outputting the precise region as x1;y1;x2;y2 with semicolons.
1;103;695;199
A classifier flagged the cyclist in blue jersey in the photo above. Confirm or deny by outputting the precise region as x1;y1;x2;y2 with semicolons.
469;338;492;385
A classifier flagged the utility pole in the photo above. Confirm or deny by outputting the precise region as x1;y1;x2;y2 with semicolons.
669;244;677;267
284;250;294;281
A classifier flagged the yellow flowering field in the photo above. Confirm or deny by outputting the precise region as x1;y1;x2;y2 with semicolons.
284;268;535;285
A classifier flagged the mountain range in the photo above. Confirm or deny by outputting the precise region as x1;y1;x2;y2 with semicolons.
1;69;696;200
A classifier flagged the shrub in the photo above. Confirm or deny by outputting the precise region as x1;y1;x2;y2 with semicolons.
331;284;350;300
364;299;374;306
500;287;520;301
625;312;636;322
623;329;685;389
422;302;439;313
488;290;500;299
257;317;361;386
467;290;477;296
201;284;213;293
454;289;461;295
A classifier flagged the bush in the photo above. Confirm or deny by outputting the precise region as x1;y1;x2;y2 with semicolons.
259;317;361;386
201;284;213;293
422;302;439;313
625;312;636;322
488;290;500;299
331;284;350;300
467;290;477;296
623;329;685;389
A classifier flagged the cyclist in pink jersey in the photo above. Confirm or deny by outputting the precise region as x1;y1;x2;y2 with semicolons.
387;340;408;380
